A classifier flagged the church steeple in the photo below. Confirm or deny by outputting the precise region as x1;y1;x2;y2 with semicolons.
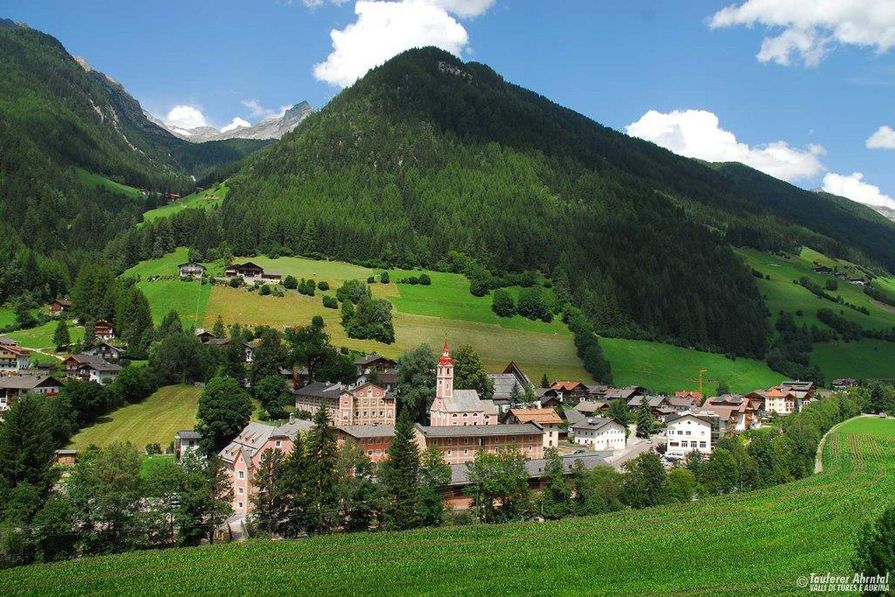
436;340;453;400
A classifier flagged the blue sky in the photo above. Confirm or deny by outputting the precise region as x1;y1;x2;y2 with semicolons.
4;0;894;207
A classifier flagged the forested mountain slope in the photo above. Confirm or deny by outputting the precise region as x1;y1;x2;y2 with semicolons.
0;22;268;302
222;48;895;358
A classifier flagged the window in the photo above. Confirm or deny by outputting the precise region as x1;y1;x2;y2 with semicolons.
238;502;243;509
238;471;244;479
275;440;281;448
238;487;244;494
699;441;706;448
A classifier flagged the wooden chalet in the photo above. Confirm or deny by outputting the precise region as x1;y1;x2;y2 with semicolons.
49;297;72;317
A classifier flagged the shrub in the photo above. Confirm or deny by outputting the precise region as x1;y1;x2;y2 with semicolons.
318;281;330;291
229;277;241;288
367;276;376;284
418;273;431;286
323;295;338;309
492;288;516;317
259;284;271;296
380;272;390;284
282;275;298;290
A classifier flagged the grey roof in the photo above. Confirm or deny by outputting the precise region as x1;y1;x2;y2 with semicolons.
338;425;396;439
354;354;395;366
564;409;586;427
67;353;106;365
574;400;607;414
449;452;610;486
570;416;622;432
175;430;201;440
294;381;343;399
438;389;497;415
488;373;524;400
84;361;122;372
0;375;61;390
417;422;542;438
666;412;716;425
272;419;314;437
627;395;667;408
219;420;310;464
667;397;696;408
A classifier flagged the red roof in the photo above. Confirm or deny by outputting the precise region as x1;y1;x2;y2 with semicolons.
438;340;453;366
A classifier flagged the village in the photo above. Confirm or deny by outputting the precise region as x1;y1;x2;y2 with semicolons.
0;260;874;545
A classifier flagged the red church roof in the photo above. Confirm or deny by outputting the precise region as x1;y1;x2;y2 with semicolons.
438;340;453;365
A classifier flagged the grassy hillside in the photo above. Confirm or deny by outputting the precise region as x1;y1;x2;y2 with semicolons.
125;249;785;388
739;247;895;382
141;182;229;224
68;385;201;450
811;340;895;382
123;248;210;327
74;168;142;199
6;320;84;351
5;417;894;595
739;247;895;332
600;337;783;394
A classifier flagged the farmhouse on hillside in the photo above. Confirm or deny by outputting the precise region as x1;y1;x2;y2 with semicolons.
49;297;72;317
178;262;206;279
0;338;31;373
94;320;114;341
224;262;282;285
0;374;62;414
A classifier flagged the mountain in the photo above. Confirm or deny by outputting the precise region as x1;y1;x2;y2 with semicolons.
216;47;895;360
0;21;269;302
871;204;895;224
153;101;314;143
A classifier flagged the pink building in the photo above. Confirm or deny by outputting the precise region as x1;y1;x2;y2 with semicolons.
219;419;313;517
414;423;544;466
294;381;396;426
429;342;498;426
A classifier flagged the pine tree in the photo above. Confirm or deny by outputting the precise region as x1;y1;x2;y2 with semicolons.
212;315;225;338
380;408;422;530
418;446;450;527
82;319;96;351
281;432;307;537
251;449;289;535
636;399;653;438
53;318;70;351
510;382;523;408
540;373;550;388
539;448;572;519
303;406;339;534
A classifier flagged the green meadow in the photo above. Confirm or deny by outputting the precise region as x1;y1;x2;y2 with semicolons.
6;320;84;351
140;183;229;224
600;337;783;394
123;248;211;327
5;417;894;596
811;339;895;382
75;168;142;199
68;385;201;451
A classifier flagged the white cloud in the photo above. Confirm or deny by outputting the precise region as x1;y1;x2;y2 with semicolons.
313;0;493;88
625;109;826;182
221;117;251;133
822;172;895;209
163;105;208;130
241;99;290;120
867;125;895;149
708;0;895;66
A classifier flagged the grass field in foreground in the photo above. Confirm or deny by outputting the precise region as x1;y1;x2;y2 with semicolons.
68;385;201;451
5;417;894;596
811;339;895;382
75;168;142;199
600;337;784;394
140;183;229;224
